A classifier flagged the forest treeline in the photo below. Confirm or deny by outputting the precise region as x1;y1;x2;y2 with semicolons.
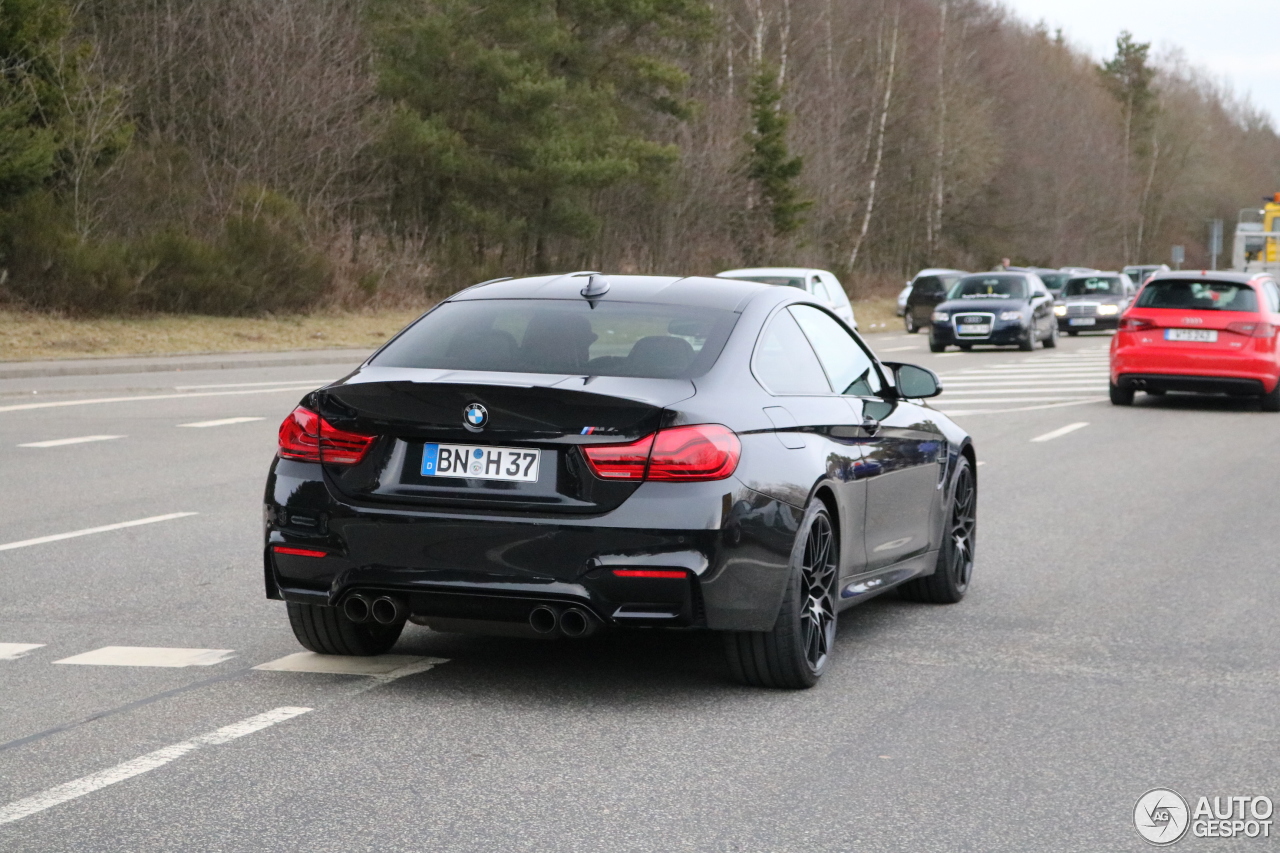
3;0;1280;315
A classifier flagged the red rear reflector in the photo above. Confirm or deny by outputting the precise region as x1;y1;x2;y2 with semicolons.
612;569;688;579
272;546;327;558
1227;321;1277;338
278;406;376;465
580;425;741;483
1120;317;1155;332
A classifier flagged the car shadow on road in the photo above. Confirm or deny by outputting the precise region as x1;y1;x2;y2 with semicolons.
1129;392;1264;413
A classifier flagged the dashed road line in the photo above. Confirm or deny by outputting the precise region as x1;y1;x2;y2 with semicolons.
0;643;45;660
0;513;198;553
178;417;265;428
1031;422;1090;443
18;435;124;448
173;380;331;391
54;647;235;668
0;706;312;826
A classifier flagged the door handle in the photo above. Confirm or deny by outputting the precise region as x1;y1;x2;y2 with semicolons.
862;416;881;436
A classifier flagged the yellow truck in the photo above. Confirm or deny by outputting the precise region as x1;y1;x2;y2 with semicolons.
1233;193;1280;271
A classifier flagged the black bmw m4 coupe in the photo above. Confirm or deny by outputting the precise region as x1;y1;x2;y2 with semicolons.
264;272;977;688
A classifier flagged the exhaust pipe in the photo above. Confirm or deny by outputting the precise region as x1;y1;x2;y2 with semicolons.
371;595;407;625
529;605;559;634
559;607;596;638
343;594;372;624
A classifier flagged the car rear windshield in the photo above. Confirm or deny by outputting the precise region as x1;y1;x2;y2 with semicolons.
1135;281;1258;312
370;299;738;379
1065;276;1125;297
949;275;1027;299
728;275;804;288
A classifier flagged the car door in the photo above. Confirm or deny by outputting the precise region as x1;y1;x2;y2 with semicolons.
1028;276;1052;335
789;305;946;572
750;306;870;579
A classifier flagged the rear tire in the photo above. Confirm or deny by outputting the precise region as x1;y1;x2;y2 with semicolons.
1261;381;1280;412
724;505;838;690
1110;382;1134;406
900;457;975;604
287;602;404;656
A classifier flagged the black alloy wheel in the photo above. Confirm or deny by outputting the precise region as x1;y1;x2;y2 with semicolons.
724;505;838;689
287;601;404;656
900;457;976;604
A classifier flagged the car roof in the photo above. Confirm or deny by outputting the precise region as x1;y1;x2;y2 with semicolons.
911;268;966;278
450;272;770;311
1066;270;1124;277
717;267;830;278
1146;270;1273;285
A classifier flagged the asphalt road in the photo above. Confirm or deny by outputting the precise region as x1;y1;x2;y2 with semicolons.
1;332;1276;851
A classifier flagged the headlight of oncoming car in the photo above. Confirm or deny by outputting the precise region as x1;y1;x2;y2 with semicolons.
1097;304;1119;315
1054;305;1067;316
998;311;1023;321
932;311;949;323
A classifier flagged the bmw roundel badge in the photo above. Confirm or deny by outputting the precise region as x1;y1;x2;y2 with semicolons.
463;403;488;431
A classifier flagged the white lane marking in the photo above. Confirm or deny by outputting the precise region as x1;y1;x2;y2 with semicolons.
178;417;265;428
254;652;446;678
0;386;318;414
0;512;197;553
174;380;331;391
976;461;986;466
0;706;311;826
54;646;235;667
934;397;1108;416
934;397;1091;406
0;643;45;660
876;346;921;352
18;435;124;448
941;389;1102;396
1031;422;1090;443
932;353;963;358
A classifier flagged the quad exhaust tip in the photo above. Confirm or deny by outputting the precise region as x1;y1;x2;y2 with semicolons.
527;605;597;637
559;607;593;638
529;605;558;634
371;596;407;625
343;594;372;623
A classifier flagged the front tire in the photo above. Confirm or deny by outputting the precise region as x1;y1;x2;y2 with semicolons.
905;315;919;333
287;602;404;656
724;504;838;689
1043;323;1058;348
929;337;946;353
1018;326;1035;351
1110;382;1134;406
900;456;975;604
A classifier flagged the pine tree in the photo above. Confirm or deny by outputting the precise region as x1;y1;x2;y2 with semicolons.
744;65;810;240
0;0;71;205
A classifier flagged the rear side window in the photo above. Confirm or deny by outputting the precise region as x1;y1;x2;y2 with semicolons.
753;310;831;395
1265;281;1280;312
790;305;882;396
1135;281;1259;312
372;299;737;379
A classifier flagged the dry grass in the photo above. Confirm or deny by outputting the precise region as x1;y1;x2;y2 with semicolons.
0;308;429;362
1;296;901;363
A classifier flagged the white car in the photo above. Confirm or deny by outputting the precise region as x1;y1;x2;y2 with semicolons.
717;267;857;328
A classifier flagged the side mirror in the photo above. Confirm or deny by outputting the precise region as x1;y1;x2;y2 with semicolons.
883;362;943;398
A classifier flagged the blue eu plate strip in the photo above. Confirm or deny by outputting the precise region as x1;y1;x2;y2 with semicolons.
421;443;439;476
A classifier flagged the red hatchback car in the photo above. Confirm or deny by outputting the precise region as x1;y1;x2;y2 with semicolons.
1110;271;1280;410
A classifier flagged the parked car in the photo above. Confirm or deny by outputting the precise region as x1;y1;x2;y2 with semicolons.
717;267;856;328
896;281;912;316
1122;264;1170;287
1110;271;1280;409
265;272;976;689
1054;272;1134;334
1033;269;1072;298
1061;266;1100;275
929;272;1057;352
903;269;966;333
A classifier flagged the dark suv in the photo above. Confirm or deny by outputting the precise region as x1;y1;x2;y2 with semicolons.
904;270;966;333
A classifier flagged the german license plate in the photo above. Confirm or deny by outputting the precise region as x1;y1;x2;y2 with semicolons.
958;324;990;335
421;444;540;482
1069;318;1096;326
1165;328;1217;343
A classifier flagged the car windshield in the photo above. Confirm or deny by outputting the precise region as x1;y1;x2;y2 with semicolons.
726;275;805;288
371;299;738;379
1037;272;1071;289
1064;276;1125;296
949;275;1027;299
1135;281;1258;312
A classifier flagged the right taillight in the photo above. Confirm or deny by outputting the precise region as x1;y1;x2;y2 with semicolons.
278;406;377;465
1227;321;1277;338
1119;317;1155;332
581;424;740;483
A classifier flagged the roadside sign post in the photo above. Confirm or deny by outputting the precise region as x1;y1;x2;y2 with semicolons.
1171;245;1185;270
1209;219;1223;270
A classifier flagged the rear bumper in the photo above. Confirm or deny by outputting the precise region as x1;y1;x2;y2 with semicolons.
1114;373;1267;395
1112;342;1280;394
264;460;800;632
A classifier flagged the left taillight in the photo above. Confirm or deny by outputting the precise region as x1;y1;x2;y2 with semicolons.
581;424;740;483
277;406;376;465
